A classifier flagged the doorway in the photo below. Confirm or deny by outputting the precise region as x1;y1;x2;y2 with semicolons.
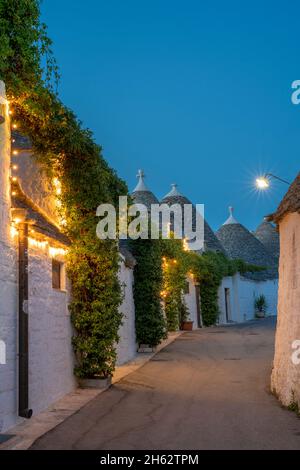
225;288;231;323
195;285;203;328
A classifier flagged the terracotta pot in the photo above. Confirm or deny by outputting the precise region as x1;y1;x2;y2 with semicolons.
138;344;157;353
78;376;112;389
255;311;265;319
181;321;194;331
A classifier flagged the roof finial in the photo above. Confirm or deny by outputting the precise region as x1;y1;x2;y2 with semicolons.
137;169;144;179
163;183;182;198
132;169;149;192
223;206;239;225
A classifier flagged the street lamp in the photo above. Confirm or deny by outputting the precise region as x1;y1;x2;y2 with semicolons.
255;173;290;190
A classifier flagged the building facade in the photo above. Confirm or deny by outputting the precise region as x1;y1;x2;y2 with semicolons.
0;81;137;432
216;207;279;323
270;173;300;408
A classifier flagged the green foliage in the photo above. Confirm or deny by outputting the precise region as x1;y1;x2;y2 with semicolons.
0;0;59;92
188;251;264;326
254;294;268;314
130;239;167;346
160;238;190;331
288;392;300;416
0;0;127;378
159;239;265;328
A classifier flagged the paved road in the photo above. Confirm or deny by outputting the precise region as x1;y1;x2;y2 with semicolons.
31;317;300;450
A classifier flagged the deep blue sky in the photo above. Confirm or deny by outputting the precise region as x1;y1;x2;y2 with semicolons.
42;0;299;230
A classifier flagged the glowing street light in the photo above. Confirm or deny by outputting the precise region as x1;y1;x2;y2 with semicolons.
256;176;270;189
255;173;290;190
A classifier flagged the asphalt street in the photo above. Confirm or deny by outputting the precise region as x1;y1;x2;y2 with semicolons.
31;317;300;450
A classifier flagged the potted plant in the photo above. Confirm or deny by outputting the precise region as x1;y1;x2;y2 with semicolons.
254;294;268;319
73;338;116;390
180;301;193;331
78;375;112;389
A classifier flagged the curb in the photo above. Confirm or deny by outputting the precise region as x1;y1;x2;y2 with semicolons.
0;331;183;451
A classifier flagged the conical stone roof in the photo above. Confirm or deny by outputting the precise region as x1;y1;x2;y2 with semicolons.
254;219;280;258
269;172;300;224
131;169;159;210
160;184;225;253
216;208;278;280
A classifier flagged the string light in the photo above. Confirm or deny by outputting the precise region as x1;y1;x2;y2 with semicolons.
11;191;17;196
10;225;67;258
12;124;17;129
12;176;17;182
10;226;18;238
53;177;62;195
12;150;18;155
183;238;189;252
28;237;48;250
49;246;67;258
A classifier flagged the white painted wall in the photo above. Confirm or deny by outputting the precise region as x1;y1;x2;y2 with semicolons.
116;260;137;365
218;276;238;323
218;273;278;324
28;246;75;415
184;276;199;329
272;212;300;407
12;149;58;224
238;275;278;322
0;82;18;432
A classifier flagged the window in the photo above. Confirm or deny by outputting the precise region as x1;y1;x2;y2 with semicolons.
52;259;63;290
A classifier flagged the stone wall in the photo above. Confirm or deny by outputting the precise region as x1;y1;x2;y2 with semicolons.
218;275;239;323
271;212;300;407
12;150;58;224
0;82;18;432
28;246;75;415
116;260;137;365
184;276;199;329
218;274;278;324
238;276;278;322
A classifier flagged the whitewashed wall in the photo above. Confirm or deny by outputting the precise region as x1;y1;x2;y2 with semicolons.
218;273;278;324
272;212;300;407
0;82;18;432
12;150;58;224
238;275;278;321
184;276;199;329
28;247;75;415
116;260;137;365
218;275;239;323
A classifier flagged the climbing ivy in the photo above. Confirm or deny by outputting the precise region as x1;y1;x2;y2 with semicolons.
187;251;264;326
0;0;127;378
160;237;190;331
130;238;167;346
160;237;264;328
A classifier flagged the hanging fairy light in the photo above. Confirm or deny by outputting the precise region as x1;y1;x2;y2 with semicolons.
10;226;18;238
183;237;189;252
